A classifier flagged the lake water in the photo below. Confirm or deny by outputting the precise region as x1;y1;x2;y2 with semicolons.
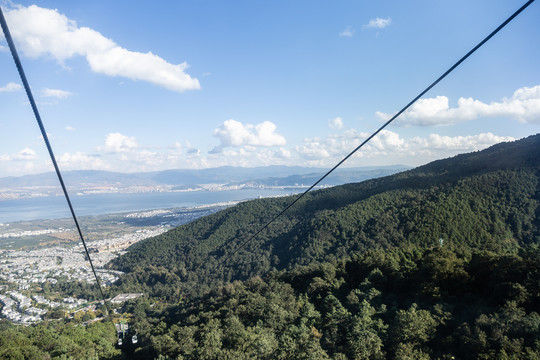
0;189;301;223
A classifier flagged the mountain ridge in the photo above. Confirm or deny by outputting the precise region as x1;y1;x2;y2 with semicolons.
0;165;409;188
110;134;540;298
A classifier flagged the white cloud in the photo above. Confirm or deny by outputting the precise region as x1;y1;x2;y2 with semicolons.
364;17;392;29
0;147;37;161
296;142;330;160
81;136;207;172
4;5;200;93
42;88;73;98
329;117;344;130
101;133;138;153
93;139;291;171
204;147;291;168
409;133;515;151
58;152;110;170
377;85;540;126
295;129;514;168
276;148;291;159
211;119;286;153
1;130;517;175
65;126;76;131
339;26;354;38
173;140;200;156
369;130;405;150
86;47;200;92
14;147;36;160
0;82;22;92
171;142;183;152
297;129;399;161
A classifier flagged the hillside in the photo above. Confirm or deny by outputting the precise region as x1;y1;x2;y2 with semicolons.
2;135;539;359
110;135;540;298
127;246;540;359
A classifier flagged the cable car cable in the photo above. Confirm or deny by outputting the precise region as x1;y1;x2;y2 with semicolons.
0;6;113;323
222;0;536;264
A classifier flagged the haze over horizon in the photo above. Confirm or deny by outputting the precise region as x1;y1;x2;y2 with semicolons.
1;1;539;176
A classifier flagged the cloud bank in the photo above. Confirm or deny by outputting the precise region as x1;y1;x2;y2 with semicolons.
377;85;540;126
0;129;517;176
296;129;514;166
3;5;200;92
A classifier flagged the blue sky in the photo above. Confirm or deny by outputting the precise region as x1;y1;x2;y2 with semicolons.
0;0;539;176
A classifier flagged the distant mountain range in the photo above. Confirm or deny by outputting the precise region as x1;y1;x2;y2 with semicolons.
0;165;409;189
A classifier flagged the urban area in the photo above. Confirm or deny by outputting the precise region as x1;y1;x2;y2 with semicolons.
0;205;226;324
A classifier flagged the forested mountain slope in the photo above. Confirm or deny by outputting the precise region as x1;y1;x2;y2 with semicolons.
130;246;540;359
110;134;540;298
2;136;538;359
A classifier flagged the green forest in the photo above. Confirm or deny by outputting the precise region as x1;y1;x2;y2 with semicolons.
128;245;540;359
110;134;540;299
0;135;539;359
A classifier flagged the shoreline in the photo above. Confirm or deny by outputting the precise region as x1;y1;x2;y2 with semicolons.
0;188;306;224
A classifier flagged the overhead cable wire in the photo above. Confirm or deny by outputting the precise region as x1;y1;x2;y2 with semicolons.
0;6;112;321
223;0;536;263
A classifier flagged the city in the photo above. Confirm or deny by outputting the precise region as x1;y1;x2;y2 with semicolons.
0;227;165;324
0;205;228;324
